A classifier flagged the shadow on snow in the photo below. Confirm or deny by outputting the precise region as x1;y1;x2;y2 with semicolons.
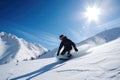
10;61;65;80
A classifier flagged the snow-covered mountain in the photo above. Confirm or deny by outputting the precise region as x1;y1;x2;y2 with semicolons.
0;32;48;64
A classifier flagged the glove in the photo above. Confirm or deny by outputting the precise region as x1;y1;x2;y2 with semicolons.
75;48;78;52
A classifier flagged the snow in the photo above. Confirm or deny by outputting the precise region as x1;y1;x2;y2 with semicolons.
0;27;120;80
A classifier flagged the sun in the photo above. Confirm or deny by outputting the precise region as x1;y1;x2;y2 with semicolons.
84;6;101;23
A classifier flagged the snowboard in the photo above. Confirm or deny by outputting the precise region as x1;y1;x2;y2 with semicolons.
56;54;72;61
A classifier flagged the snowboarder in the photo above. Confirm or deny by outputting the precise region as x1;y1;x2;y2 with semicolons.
57;35;78;57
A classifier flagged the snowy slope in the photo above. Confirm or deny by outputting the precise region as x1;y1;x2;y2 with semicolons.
0;27;120;80
0;32;48;64
0;37;120;80
33;38;120;80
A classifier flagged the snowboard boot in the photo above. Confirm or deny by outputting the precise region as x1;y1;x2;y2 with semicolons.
67;54;72;57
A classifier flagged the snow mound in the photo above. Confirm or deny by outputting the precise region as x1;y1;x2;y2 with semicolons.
0;32;48;64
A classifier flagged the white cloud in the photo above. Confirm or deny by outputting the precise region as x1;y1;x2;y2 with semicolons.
37;31;59;46
96;18;120;30
15;30;59;48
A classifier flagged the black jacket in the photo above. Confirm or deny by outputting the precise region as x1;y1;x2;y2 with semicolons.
57;37;78;54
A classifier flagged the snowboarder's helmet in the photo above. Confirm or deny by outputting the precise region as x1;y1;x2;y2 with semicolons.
59;34;64;38
59;34;65;40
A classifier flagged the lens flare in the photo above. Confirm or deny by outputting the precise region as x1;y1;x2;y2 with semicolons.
85;6;101;22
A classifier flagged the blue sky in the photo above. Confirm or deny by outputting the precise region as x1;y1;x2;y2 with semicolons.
0;0;120;50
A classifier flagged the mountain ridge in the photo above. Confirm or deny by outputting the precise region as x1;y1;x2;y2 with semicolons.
0;32;48;64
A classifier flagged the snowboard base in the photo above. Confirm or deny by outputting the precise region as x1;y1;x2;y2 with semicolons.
59;58;70;61
57;54;72;61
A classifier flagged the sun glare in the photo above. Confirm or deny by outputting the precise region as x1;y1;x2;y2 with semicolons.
85;6;101;23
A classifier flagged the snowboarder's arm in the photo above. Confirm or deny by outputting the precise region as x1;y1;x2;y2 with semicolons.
71;41;78;52
57;42;63;55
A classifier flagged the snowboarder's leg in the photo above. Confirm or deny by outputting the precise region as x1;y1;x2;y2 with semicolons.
61;49;67;55
67;50;72;57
